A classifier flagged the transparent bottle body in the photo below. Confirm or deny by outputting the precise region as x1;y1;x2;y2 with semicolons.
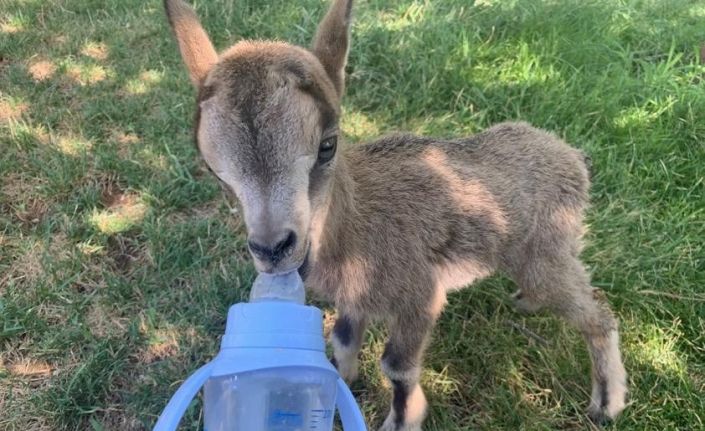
204;367;337;431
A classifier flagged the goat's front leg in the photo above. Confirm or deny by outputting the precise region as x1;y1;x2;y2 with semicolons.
379;313;434;431
331;313;368;383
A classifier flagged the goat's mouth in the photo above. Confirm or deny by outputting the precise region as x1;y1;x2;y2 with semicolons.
252;241;310;276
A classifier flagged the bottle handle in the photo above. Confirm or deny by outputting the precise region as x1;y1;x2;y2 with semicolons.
153;361;215;431
336;377;367;431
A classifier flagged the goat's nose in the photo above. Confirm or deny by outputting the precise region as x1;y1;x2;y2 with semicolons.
247;230;297;264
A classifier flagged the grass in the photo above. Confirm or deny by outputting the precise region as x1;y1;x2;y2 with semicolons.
1;0;704;429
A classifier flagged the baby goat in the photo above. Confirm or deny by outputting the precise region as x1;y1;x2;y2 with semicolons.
164;0;627;429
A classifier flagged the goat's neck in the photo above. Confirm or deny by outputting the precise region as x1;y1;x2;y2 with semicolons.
310;155;357;262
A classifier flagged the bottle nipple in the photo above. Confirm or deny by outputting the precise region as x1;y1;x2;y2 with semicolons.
249;270;305;304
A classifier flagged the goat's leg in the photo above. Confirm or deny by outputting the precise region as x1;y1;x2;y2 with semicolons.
514;255;627;425
379;313;434;431
331;313;367;383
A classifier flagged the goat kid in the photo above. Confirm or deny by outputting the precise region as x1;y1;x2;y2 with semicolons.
164;0;627;429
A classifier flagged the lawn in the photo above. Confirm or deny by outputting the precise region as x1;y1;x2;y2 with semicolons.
1;0;704;429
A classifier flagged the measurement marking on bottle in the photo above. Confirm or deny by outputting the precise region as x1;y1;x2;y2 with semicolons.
268;409;304;427
310;409;332;420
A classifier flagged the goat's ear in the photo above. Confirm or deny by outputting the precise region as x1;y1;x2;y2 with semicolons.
164;0;218;87
312;0;353;97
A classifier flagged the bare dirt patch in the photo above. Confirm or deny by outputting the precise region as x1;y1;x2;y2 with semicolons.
0;54;10;70
99;176;126;207
106;234;148;275
15;198;50;226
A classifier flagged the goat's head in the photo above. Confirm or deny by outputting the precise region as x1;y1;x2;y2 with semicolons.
165;0;352;273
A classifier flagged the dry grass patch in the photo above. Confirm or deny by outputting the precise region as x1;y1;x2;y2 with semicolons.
0;375;56;430
86;303;130;339
110;129;141;158
140;330;179;363
29;124;51;145
90;192;147;234
123;70;163;95
48;34;68;47
135;324;196;364
0;344;56;430
1;172;52;226
0;21;23;34
91;410;143;431
114;131;141;145
7;360;52;378
0;100;28;123
0;395;54;431
27;59;57;82
165;198;232;225
81;42;109;61
0;239;44;288
54;133;93;156
65;64;109;86
0;233;73;289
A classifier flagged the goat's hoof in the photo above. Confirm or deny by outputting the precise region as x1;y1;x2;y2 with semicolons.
587;378;627;427
587;408;608;427
331;356;359;384
587;406;612;427
378;413;422;431
587;398;625;428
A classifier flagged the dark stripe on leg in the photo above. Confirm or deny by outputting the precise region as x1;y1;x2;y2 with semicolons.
391;379;408;427
382;342;414;371
333;315;353;346
588;341;611;425
599;376;609;410
590;339;610;410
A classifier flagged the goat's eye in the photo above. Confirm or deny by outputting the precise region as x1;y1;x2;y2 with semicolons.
317;136;337;163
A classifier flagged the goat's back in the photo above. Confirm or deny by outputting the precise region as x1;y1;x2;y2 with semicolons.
343;121;590;275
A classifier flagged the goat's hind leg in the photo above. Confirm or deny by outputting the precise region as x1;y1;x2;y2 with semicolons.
514;256;627;424
379;313;434;431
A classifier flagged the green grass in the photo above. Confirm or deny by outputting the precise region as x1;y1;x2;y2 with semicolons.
1;0;704;429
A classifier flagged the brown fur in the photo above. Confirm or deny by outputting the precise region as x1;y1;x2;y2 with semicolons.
163;0;627;429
